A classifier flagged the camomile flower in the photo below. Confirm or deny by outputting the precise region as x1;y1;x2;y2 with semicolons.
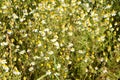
12;13;18;19
13;67;21;75
19;50;26;54
0;59;7;64
7;30;13;35
54;42;60;49
2;64;9;72
29;67;34;72
48;51;54;55
46;70;51;75
0;42;8;46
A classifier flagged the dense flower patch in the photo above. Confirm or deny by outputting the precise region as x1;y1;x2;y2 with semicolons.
0;0;120;80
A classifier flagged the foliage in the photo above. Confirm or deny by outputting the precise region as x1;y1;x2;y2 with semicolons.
0;0;120;80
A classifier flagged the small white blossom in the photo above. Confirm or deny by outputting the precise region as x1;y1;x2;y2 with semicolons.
118;38;120;41
19;50;26;54
33;56;40;60
67;43;73;48
2;65;9;72
78;50;86;54
46;70;51;75
86;68;88;72
44;57;50;60
100;58;104;62
30;62;35;66
27;49;31;53
7;30;13;35
48;51;54;55
16;45;20;48
103;68;107;73
71;48;75;52
33;29;38;32
41;20;46;24
12;13;18;19
66;55;70;60
51;38;57;42
23;34;28;37
0;59;7;64
56;64;61;69
54;72;60;76
95;67;98;70
29;67;34;71
54;42;59;49
13;68;21;75
0;42;8;46
98;35;105;42
20;18;25;22
1;5;7;9
68;32;73;36
39;31;46;37
13;71;21;75
44;28;49;32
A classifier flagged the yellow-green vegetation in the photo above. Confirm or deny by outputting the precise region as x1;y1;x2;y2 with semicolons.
0;0;120;80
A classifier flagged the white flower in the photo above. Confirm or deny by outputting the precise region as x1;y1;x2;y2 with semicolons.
66;55;69;60
1;5;7;9
33;56;40;60
103;68;107;73
67;43;73;48
13;68;21;75
16;45;20;48
105;5;111;9
118;37;120;41
84;58;88;62
86;68;88;72
12;13;18;19
56;64;61;69
7;30;13;35
68;32;73;36
71;48;75;52
77;1;81;5
19;50;26;54
48;51;54;55
54;72;60;76
111;10;116;16
40;52;44;57
98;35;105;42
33;29;38;32
51;38;57;42
95;67;98;70
68;61;72;64
30;62;35;66
41;20;46;24
39;31;46;37
20;18;25;22
44;57;49;60
44;28;49;32
2;64;9;72
78;50;86;54
27;49;31;53
100;58;104;62
29;67;34;71
13;70;21;75
54;42;59;49
23;34;28;37
38;43;42;47
0;42;8;46
0;59;7;64
46;70;51;75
